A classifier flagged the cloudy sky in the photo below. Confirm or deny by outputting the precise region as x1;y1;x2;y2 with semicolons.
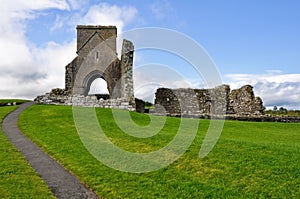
1;0;299;109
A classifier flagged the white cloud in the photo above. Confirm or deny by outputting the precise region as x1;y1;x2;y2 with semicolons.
0;40;76;99
133;64;191;102
78;3;138;56
50;15;65;32
225;71;300;110
2;0;69;11
0;1;138;99
66;0;86;10
150;0;173;20
79;3;137;33
0;0;71;99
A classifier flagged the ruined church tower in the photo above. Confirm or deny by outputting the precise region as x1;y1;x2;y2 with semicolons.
64;25;135;103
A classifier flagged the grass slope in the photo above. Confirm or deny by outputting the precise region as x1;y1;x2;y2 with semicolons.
0;99;30;106
0;106;55;198
19;105;300;198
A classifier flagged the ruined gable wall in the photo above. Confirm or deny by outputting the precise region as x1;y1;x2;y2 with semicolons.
77;25;117;53
228;85;263;115
72;28;118;96
68;25;134;102
64;26;119;96
37;25;136;110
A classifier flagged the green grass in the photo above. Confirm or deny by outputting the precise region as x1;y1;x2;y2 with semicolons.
0;99;30;106
0;106;55;198
19;105;300;198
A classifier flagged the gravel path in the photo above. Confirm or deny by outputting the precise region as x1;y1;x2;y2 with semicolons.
2;102;99;199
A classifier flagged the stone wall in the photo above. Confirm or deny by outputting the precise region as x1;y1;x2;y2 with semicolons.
35;90;135;111
65;58;76;94
135;98;145;113
120;39;134;103
228;85;263;115
154;84;263;117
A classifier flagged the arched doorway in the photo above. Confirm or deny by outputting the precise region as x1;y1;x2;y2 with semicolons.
88;78;110;100
88;78;109;95
83;70;110;99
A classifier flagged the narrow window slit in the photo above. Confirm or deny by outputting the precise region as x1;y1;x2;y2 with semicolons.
95;52;99;62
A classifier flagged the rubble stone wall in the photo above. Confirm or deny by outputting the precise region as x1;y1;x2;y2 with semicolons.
35;91;135;111
135;98;145;113
120;39;135;102
228;85;263;115
154;84;263;116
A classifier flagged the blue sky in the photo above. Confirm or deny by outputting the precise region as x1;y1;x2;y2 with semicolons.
0;0;299;109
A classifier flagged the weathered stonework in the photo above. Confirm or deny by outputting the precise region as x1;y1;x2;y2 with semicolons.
135;98;146;113
36;25;135;110
228;85;263;115
120;39;135;103
36;92;134;110
154;84;263;117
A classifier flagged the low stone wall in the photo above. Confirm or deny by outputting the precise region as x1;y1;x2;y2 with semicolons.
154;84;263;117
35;93;135;111
135;98;145;113
154;85;229;116
154;86;228;116
149;111;300;123
225;115;300;123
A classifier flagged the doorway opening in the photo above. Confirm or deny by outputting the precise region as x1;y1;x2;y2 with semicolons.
88;78;110;100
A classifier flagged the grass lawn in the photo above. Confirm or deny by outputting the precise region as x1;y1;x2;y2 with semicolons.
0;99;30;106
19;105;300;198
0;106;55;198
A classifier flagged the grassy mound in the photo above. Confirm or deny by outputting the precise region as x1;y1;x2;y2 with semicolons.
19;105;300;198
0;106;55;198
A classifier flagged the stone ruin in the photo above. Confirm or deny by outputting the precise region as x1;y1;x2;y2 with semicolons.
35;25;268;119
154;84;264;117
36;25;137;110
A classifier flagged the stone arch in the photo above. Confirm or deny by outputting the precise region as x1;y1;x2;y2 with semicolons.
83;70;109;96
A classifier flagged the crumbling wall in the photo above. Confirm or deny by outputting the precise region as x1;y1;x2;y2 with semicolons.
35;93;135;111
154;85;229;117
135;98;145;113
154;84;263;116
120;39;134;103
228;85;263;115
65;58;76;94
196;85;230;115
